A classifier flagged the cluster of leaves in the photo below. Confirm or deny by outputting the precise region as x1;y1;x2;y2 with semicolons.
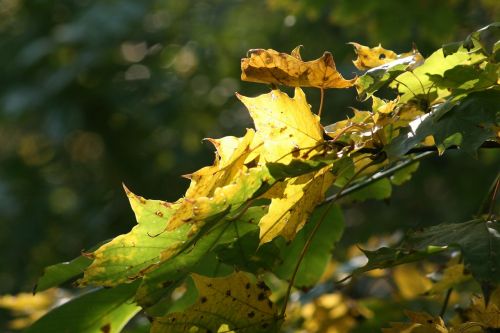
3;24;499;332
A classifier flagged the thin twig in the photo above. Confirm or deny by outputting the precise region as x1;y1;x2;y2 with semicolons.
477;172;500;218
439;287;453;317
322;151;434;206
318;88;325;117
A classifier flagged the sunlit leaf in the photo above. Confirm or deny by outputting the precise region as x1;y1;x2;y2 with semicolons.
350;43;398;70
135;206;267;315
78;189;192;287
241;47;355;89
151;272;281;333
354;48;424;100
390;47;486;103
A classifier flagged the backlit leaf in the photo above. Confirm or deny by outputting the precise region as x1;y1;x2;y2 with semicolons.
350;43;398;70
135;206;267;315
241;47;355;89
151;272;281;333
25;282;141;333
78;190;192;287
354;48;424;100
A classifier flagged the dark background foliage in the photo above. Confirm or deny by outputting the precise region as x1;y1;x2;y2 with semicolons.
0;0;498;325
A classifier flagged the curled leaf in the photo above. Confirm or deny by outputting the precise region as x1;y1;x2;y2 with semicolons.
241;47;355;89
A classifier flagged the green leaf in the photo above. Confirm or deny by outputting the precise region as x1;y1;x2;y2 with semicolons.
150;272;281;333
135;206;267;315
352;246;447;276
427;63;498;93
385;90;499;158
35;255;92;293
345;178;392;202
409;218;500;285
392;47;486;103
266;154;336;179
215;230;281;274
331;156;355;187
354;53;422;100
443;22;500;57
390;161;420;186
78;191;193;287
274;204;344;288
353;218;500;286
25;282;141;333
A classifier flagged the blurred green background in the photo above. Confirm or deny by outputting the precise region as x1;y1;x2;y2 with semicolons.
0;0;498;318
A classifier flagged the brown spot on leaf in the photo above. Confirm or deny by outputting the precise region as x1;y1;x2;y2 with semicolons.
200;296;207;303
100;323;111;333
161;281;173;288
257;281;270;291
248;311;255;318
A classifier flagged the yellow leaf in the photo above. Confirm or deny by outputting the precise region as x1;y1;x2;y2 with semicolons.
241;47;355;89
0;289;63;329
184;130;255;199
394;264;433;299
426;263;471;295
258;166;334;244
237;87;323;164
382;311;449;333
299;292;372;333
166;129;264;232
372;96;399;114
238;87;336;243
350;43;398;70
151;272;280;333
350;43;424;71
460;288;500;329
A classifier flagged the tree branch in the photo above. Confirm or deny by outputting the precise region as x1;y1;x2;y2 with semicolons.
322;140;500;205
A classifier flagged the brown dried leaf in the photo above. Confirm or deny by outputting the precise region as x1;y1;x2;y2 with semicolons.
241;47;355;89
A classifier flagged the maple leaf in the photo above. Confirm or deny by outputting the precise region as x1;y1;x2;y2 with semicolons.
166;129;266;232
426;263;471;295
237;88;323;164
151;272;281;333
390;47;486;103
78;189;192;286
350;43;399;70
258;167;334;244
238;88;335;243
241;46;355;89
459;288;500;329
382;311;449;333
